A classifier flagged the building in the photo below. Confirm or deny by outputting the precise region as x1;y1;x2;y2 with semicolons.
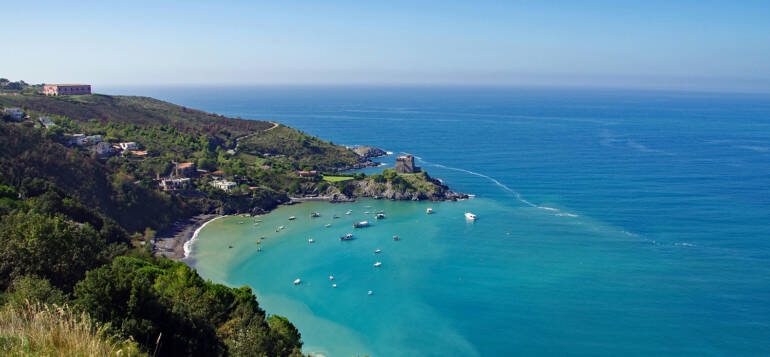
175;162;196;177
395;154;420;174
88;142;113;156
85;135;103;144
296;170;318;177
39;117;56;129
67;134;87;146
210;180;237;192
129;150;148;157
119;142;138;151
43;84;91;96
3;108;23;121
160;178;191;191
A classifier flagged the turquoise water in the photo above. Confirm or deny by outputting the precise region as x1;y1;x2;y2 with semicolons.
108;86;770;356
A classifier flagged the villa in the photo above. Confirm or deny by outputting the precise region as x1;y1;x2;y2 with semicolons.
210;180;236;191
43;84;91;96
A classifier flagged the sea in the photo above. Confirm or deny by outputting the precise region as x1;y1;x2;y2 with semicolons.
103;86;770;356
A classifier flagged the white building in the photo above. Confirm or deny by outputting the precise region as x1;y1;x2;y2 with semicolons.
119;142;138;151
160;177;191;191
210;180;237;192
68;134;88;146
3;108;23;121
88;142;113;156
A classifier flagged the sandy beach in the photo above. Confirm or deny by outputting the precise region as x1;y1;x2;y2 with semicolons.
154;213;219;260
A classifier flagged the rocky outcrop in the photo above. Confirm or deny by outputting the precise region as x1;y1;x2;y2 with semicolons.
353;146;388;159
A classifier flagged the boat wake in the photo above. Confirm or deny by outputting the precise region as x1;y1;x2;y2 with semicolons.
413;156;579;218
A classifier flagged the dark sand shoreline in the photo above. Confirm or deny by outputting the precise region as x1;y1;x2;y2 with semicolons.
154;213;219;260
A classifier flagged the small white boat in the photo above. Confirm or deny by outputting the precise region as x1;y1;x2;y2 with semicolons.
332;283;337;288
353;221;370;228
288;216;296;221
375;213;385;219
364;211;370;214
368;290;373;295
308;238;314;243
311;212;320;217
465;212;477;220
329;275;335;280
340;233;354;241
257;247;261;252
426;208;433;214
293;278;301;285
332;215;340;219
345;210;352;215
375;249;381;253
374;262;382;267
325;224;331;227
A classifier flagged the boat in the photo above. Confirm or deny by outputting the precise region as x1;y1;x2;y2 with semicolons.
332;283;337;288
373;262;382;267
260;236;265;239
293;279;301;285
275;225;285;232
329;275;335;280
426;208;433;214
364;211;370;214
465;212;477;220
324;224;331;227
288;216;296;221
353;221;370;228
256;240;261;244
375;213;385;219
228;245;233;248
368;290;373;295
340;233;354;241
257;247;261;252
375;249;381;253
332;215;340;219
392;235;399;241
308;238;314;243
345;210;352;215
311;212;320;217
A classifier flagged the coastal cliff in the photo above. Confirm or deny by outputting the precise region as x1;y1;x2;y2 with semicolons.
313;170;468;203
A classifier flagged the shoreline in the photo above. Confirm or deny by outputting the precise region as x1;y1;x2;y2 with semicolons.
153;213;220;260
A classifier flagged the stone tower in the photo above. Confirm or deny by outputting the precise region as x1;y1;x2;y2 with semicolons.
395;154;419;173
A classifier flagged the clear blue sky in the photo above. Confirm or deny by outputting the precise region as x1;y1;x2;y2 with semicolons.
3;0;770;92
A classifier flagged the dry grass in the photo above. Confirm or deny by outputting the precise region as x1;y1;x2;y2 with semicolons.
0;301;146;357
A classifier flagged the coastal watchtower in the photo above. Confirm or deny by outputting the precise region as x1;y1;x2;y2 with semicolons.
395;154;420;173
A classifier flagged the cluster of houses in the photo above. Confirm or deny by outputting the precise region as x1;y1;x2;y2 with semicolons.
64;134;149;158
158;161;238;193
3;107;25;121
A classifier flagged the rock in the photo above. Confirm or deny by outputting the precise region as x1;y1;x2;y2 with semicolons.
353;146;387;159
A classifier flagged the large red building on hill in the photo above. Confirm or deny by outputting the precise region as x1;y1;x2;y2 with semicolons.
43;84;91;96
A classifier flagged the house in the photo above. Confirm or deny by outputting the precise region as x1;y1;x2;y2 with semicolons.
85;135;103;145
296;170;318;177
175;162;196;177
160;177;191;191
39;117;56;129
88;142;113;156
3;108;23;121
43;84;91;96
119;142;138;151
67;134;88;146
129;150;148;157
395;154;420;174
210;180;237;192
261;165;271;170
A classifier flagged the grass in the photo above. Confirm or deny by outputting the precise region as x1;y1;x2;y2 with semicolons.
0;301;147;357
322;175;354;182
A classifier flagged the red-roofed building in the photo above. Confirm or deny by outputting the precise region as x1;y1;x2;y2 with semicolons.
43;84;91;96
175;162;196;177
296;170;318;177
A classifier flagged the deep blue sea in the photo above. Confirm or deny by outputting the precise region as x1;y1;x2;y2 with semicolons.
104;86;770;356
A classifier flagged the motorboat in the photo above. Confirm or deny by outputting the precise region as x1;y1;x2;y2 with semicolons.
340;233;354;241
293;279;301;285
345;210;352;215
353;221;370;228
392;235;399;241
368;290;373;295
329;275;335;280
311;212;320;217
308;238;314;243
256;240;261;244
426;208;433;214
373;262;382;267
332;215;340;219
332;283;337;288
288;216;296;221
375;213;385;219
325;224;331;227
375;249;381;253
465;212;477;220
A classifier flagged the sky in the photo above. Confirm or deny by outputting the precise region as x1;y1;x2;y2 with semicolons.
3;0;770;92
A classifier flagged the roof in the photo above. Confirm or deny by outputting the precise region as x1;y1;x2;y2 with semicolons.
177;162;195;168
130;150;148;156
212;170;224;175
45;84;90;87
